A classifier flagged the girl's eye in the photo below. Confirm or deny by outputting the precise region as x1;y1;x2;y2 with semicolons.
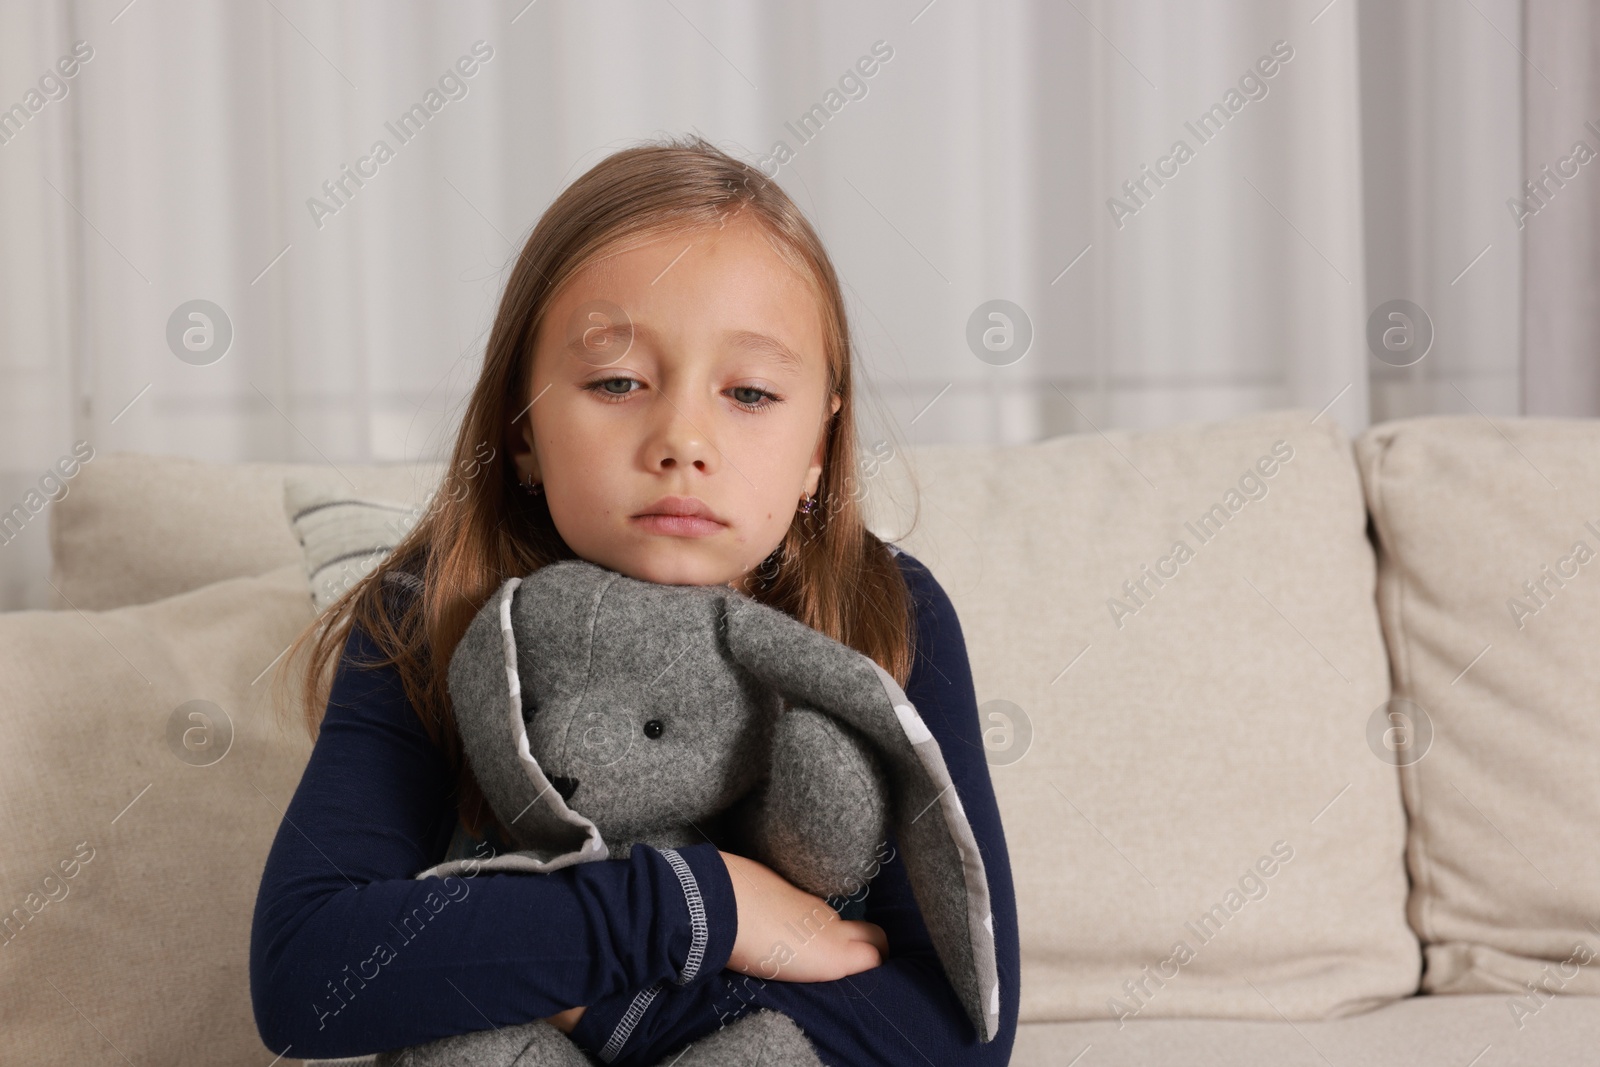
584;377;640;400
582;378;781;412
728;385;780;412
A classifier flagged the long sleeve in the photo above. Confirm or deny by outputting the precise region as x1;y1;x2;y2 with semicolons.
574;548;1022;1067
247;617;739;1061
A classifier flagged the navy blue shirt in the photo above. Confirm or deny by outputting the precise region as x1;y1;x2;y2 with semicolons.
249;547;1020;1065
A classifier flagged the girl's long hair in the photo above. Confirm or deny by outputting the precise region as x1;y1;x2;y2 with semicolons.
273;134;919;842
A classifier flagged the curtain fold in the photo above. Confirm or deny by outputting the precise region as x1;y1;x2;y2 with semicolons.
1358;0;1524;422
1522;0;1600;417
0;1;81;611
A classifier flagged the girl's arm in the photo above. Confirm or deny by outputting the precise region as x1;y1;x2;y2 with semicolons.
568;549;1023;1066
247;619;740;1061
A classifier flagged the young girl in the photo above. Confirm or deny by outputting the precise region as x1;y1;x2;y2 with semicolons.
250;135;1018;1066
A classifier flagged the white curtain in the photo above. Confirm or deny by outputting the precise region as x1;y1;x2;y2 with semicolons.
1523;0;1600;416
0;0;1530;610
1359;0;1525;421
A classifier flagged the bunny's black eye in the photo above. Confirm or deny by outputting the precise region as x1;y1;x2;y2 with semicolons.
643;719;664;739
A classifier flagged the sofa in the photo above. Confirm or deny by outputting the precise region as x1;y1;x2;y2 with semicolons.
3;407;1597;1065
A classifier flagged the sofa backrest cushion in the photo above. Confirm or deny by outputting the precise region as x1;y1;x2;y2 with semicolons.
1355;415;1600;996
48;452;443;610
864;408;1420;1023
0;564;317;1064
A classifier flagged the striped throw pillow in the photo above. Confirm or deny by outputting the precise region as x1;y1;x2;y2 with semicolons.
283;477;427;612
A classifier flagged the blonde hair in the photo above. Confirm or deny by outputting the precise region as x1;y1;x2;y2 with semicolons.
274;134;918;840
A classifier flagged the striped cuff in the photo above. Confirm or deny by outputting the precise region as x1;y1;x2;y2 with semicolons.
597;980;664;1063
670;842;739;985
594;847;705;1062
657;846;708;986
590;844;738;1064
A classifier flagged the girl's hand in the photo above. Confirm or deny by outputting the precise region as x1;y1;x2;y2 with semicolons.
544;852;884;1033
544;1005;586;1033
718;850;889;982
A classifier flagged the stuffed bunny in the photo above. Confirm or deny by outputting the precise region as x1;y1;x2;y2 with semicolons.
373;559;999;1066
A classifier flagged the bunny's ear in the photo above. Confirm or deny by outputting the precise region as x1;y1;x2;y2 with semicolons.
719;593;1002;1044
426;575;609;877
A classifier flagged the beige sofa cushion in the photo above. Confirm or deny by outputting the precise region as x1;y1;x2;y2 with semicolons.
1355;415;1600;997
1011;992;1600;1065
864;408;1419;1022
0;564;317;1065
48;452;443;610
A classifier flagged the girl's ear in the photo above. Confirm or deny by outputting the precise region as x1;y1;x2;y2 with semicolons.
805;392;842;494
717;592;1003;1044
510;415;540;485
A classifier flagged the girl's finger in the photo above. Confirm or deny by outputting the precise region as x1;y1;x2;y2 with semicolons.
841;919;889;957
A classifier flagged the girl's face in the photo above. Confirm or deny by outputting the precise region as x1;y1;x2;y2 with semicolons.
512;215;841;593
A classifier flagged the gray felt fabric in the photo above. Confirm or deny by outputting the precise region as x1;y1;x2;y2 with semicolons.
373;1017;592;1067
658;1009;824;1067
732;705;890;898
399;559;1000;1065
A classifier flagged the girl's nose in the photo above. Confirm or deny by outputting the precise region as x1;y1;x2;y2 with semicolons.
645;392;718;475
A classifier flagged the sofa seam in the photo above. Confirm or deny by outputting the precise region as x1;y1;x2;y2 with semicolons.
1369;429;1434;953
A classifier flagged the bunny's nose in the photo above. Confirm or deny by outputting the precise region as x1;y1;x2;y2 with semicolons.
549;775;579;803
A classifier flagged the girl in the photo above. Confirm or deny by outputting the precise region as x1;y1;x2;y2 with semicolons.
250;135;1018;1066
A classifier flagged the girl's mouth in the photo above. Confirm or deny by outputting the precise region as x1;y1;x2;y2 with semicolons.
631;514;725;538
